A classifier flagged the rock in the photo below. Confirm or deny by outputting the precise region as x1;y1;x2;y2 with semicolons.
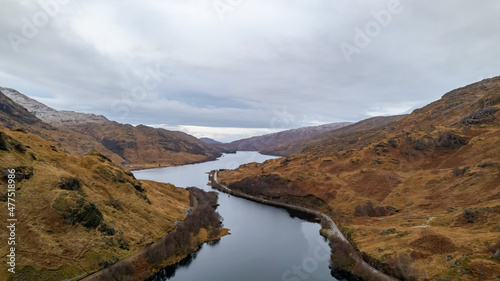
379;228;397;235
493;249;500;260
450;259;460;268
457;269;472;275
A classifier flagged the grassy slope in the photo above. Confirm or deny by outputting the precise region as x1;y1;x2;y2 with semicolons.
0;129;191;281
219;77;500;280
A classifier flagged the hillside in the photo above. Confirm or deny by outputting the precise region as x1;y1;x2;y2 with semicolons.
0;88;221;169
200;137;223;144
0;128;192;280
263;116;406;156
225;122;353;155
65;122;221;170
218;77;500;280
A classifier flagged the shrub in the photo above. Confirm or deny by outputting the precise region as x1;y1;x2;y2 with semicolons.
452;166;469;177
57;177;81;191
97;261;135;281
99;222;116;236
105;198;124;211
354;204;365;217
438;131;468;149
387;138;398;148
0;132;9;151
385;253;426;281
52;192;103;228
12;139;27;153
459;107;498;125
2;166;34;183
354;201;394;217
413;139;427;151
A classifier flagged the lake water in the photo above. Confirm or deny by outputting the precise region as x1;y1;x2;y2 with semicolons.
133;151;338;281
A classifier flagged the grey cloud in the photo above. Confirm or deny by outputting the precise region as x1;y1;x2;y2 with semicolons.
0;0;499;141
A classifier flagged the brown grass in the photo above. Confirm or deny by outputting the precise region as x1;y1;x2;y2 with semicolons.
0;129;192;281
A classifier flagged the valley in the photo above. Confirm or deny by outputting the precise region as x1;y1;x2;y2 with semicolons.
1;77;499;280
2;2;499;280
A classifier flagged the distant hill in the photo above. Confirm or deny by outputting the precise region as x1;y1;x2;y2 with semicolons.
0;88;221;169
219;76;500;280
200;137;223;144
261;116;406;156
225;122;353;155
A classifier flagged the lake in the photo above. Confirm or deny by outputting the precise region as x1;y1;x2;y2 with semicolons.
133;151;338;281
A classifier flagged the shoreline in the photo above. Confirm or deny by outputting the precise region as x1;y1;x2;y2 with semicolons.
126;153;222;171
80;187;227;281
209;170;398;281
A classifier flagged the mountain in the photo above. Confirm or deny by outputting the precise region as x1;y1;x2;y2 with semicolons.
0;88;221;169
0;89;126;163
218;77;500;280
200;137;223;144
225;122;353;155
1;87;109;125
262;116;406;156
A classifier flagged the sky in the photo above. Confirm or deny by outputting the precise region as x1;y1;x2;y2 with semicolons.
1;0;499;142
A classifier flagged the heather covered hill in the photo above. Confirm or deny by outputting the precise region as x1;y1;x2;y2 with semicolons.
218;77;500;280
0;88;221;169
263;115;406;156
225;122;352;156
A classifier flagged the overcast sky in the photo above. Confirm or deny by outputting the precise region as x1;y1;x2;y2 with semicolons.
1;1;499;142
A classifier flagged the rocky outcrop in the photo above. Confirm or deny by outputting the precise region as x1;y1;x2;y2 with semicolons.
0;87;109;125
